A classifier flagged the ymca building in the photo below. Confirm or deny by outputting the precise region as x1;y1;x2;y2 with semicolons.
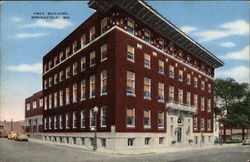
27;0;224;153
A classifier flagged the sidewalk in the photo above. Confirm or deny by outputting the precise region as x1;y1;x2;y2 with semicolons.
28;138;241;155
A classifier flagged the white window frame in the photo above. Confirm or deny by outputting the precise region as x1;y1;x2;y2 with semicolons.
81;56;86;71
127;18;134;34
158;82;164;102
201;97;205;111
44;96;47;110
59;115;63;129
81;79;86;100
201;81;205;91
126;107;135;128
158;112;164;129
127;45;134;62
158;60;164;74
27;103;31;111
73;62;77;75
81;34;86;48
49;94;52;109
90;26;95;41
90;75;96;98
126;71;135;96
33;101;37;109
143;109;151;129
39;98;43;107
54;73;58;85
66;113;70;129
169;86;174;102
178;70;183;82
66;88;70;105
73;83;77;103
81;110;86;128
186;92;191;106
59;90;63;107
90;51;96;67
169;65;174;79
73;112;77;128
54;116;57;129
59;70;63;82
66;66;70;79
54;92;58;108
100;106;107;127
187;74;191;85
201;118;205;131
101;44;108;61
144;77;151;99
178;89;183;104
207;99;211;112
101;70;108;96
101;17;108;34
144;53;151;69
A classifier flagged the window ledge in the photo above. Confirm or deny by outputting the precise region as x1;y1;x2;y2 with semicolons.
90;96;95;99
144;97;151;100
127;59;135;63
126;93;136;97
101;58;108;62
158;100;165;103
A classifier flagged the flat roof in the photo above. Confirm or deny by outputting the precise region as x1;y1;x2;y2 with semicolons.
89;0;224;68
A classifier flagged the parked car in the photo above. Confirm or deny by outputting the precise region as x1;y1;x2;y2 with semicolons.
242;138;250;145
8;131;18;140
15;132;28;141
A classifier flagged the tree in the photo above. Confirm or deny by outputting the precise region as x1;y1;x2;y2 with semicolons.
215;78;246;142
227;91;250;140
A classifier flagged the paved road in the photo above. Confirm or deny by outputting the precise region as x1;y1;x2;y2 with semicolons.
0;138;249;162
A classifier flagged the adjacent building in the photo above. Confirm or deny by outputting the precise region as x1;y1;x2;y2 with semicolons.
41;0;224;153
25;91;43;136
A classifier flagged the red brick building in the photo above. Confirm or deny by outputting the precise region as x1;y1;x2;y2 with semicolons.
25;91;43;134
42;0;223;153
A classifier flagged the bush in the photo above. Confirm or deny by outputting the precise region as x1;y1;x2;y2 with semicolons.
226;139;242;143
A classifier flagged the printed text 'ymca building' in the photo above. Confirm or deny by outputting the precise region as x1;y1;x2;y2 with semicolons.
38;0;224;153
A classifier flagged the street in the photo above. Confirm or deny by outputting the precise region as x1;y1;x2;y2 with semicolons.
0;138;249;162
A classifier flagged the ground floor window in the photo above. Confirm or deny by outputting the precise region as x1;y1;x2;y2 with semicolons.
145;137;151;145
89;138;94;146
128;138;134;146
66;137;69;143
60;137;63;143
73;137;76;144
208;136;211;142
159;137;164;144
194;136;198;144
201;135;205;143
81;138;85;145
101;138;106;147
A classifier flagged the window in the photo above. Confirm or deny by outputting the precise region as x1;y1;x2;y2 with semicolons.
158;82;164;102
201;97;205;111
90;51;96;67
144;77;151;99
44;64;47;73
73;112;77;128
90;26;95;41
144;53;150;68
44;96;47;110
54;92;58;108
178;70;183;81
66;88;70;105
158;60;164;74
208;84;211;93
59;115;62;129
81;110;86;128
144;29;150;43
90;108;96;128
101;138;106;147
49;94;52;109
201;118;205;131
101;106;107;127
158;39;164;50
59;52;63;62
101;70;108;96
81;80;86;100
126;107;135;127
158;112;164;129
49;117;52;129
186;92;191;106
207;99;211;112
90;75;96;98
73;83;77;103
54;73;58;85
66;66;70;79
54;116;57;129
59;90;63;106
194;94;198;108
39;98;43;107
145;138;151;145
159;137;164;144
73;62;77;75
44;79;48;89
143;109;151;128
187;74;191;85
49;61;52;69
126;71;135;96
73;41;77;53
101;44;108;61
27;103;31;111
49;77;52;87
169;65;174;79
54;56;58;66
207;119;211;131
66;113;70;129
193;117;198;131
169;86;174;102
194;77;198;88
81;138;85;145
81;34;86;48
127;18;134;34
178;89;183;104
59;70;63;82
33;101;37;109
44;118;47;130
66;46;70;57
127;45;134;62
81;56;86;71
201;81;205;90
128;138;134;146
101;17;108;33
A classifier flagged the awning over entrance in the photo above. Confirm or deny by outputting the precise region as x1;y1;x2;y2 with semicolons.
166;101;197;115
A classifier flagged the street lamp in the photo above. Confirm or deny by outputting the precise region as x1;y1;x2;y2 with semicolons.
93;106;98;151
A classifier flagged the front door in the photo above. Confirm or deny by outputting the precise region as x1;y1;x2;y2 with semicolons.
177;127;182;142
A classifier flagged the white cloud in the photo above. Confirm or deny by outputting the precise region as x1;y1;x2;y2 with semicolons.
216;66;250;83
180;26;198;34
219;41;236;48
22;19;73;29
14;32;47;39
222;46;249;60
194;20;249;42
7;63;42;74
11;17;23;22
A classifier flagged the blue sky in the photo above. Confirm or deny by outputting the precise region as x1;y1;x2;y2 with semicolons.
0;1;249;121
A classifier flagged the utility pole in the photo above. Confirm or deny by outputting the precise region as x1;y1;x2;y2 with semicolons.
11;119;13;131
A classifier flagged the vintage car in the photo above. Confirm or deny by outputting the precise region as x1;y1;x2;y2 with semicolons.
8;131;18;140
242;138;250;145
15;132;28;141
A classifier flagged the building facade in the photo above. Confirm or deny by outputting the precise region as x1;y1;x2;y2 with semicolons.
25;91;43;135
42;0;224;153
